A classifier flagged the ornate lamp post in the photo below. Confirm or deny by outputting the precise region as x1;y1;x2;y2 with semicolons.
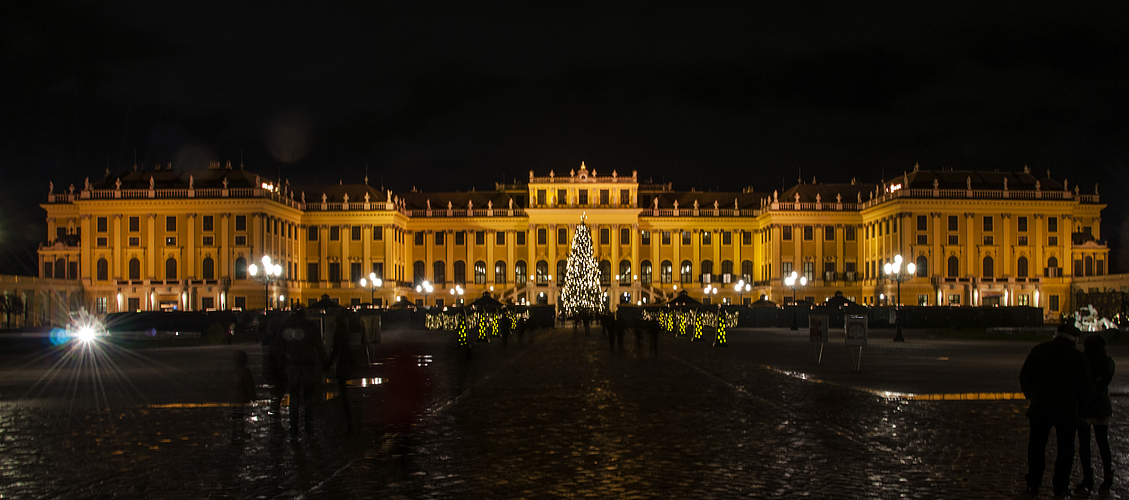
247;255;283;310
883;254;916;342
416;280;433;308
734;279;752;305
784;271;807;330
449;284;465;305
359;272;382;306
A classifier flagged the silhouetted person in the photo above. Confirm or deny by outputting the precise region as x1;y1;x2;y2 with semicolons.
262;317;288;426
606;312;616;351
615;313;625;351
228;350;256;442
282;308;328;437
1078;335;1115;492
648;318;660;355
500;311;511;347
1020;324;1093;497
582;313;590;336
328;314;356;435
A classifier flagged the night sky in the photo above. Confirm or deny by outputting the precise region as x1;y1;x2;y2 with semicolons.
2;2;1128;275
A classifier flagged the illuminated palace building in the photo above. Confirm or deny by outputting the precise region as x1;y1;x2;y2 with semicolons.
40;161;1107;321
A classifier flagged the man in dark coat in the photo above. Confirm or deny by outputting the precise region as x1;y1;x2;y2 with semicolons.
1019;324;1093;496
282;308;328;437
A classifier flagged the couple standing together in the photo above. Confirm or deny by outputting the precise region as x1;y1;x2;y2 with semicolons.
1021;323;1115;496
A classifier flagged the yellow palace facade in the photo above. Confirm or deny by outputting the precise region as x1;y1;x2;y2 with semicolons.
40;161;1107;322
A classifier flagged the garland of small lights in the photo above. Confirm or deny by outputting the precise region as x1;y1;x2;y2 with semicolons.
457;311;468;347
678;312;687;336
559;217;606;318
509;311;519;329
477;312;489;341
490;313;499;336
692;310;704;341
714;309;728;347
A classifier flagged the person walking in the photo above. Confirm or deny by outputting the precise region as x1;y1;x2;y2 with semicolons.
1078;334;1115;492
282;308;328;437
1019;324;1093;497
227;350;256;443
328;314;356;436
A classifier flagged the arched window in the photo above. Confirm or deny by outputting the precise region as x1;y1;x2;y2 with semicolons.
680;260;693;284
96;258;108;281
55;258;66;280
235;257;247;280
129;257;141;280
202;257;215;280
557;260;567;283
983;256;994;278
1048;256;1058;269
495;261;507;284
619;260;631;284
454;260;466;284
1046;256;1058;277
1017;256;1028;278
433;261;446;285
721;260;733;282
947;256;959;277
165;257;178;281
515;260;527;285
474;261;486;284
599;260;611;285
413;260;426;285
1084;255;1093;276
536;260;548;284
661;260;673;284
641;260;653;285
701;260;714;283
915;255;928;277
741;260;754;282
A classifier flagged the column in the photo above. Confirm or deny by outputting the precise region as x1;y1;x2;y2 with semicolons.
486;230;495;285
1034;215;1044;278
965;213;975;276
792;224;800;277
834;224;844;280
506;230;515;288
319;225;328;284
146;214;156;279
113;215;122;279
186;213;196;279
672;230;681;287
384;225;395;286
712;229;721;283
610;224;620;303
425;230;435;283
932;213;942;277
526;224;536;288
221;215;230;278
80;215;92;281
631;224;640;298
771;225;782;282
252;213;263;260
341;224;350;280
447;230;456;289
1001;214;1011;277
548;225;557;284
815;224;824;283
363;224;372;277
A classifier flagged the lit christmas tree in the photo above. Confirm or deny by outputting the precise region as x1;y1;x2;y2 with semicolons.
560;217;605;317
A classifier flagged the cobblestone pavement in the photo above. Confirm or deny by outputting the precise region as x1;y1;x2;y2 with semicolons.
0;325;1126;499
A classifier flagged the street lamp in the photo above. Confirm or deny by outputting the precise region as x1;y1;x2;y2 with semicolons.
784;271;807;330
450;284;464;305
247;255;283;310
359;272;382;306
734;279;752;305
416;280;434;308
883;254;916;342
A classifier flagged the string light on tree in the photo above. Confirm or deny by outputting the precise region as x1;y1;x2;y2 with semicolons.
559;215;606;317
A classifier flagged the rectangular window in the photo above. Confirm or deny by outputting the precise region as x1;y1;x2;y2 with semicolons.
435;232;445;245
1018;235;1028;246
1017;294;1029;306
782;261;793;277
599;228;609;245
557;189;567;206
328;262;341;282
165;216;176;232
948;215;958;231
97;217;107;232
235;235;246;245
475;231;485;245
578;190;588;205
620;227;630;244
165;237;176;246
620;189;630;206
722;231;732;245
1018;216;1028;232
917;234;928;245
374;226;383;240
782;226;792;240
1050;295;1059;312
537;189;546;205
742;231;752;245
414;231;424;245
641;231;651;245
983;216;993;232
235;215;246;231
516;231;525;245
537;228;547;245
556;228;566;245
456;231;465;245
824;226;835;241
1048;236;1058;246
496;232;506;245
917;215;927;231
948;234;959;245
372;262;383;280
351;226;361;241
662;231;671;245
803;226;813;240
1097;260;1105;275
983;235;994;245
129;236;140;246
600;189;609;205
95;236;107;247
1083;226;1093;235
308;226;318;241
202;236;214;246
702;232;712;245
307;263;319;282
234;297;246;310
845;226;856;241
350;262;362;282
201;215;213;232
681;231;691;245
1048;216;1058;232
129;216;140;232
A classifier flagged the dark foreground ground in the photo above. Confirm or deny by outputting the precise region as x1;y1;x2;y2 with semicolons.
0;324;1126;499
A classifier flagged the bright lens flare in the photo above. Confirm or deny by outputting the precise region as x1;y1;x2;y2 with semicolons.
76;327;97;343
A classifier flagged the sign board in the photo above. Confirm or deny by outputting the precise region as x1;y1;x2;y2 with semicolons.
809;314;828;343
845;314;867;347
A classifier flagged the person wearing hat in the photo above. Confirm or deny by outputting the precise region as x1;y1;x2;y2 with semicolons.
1019;323;1094;497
